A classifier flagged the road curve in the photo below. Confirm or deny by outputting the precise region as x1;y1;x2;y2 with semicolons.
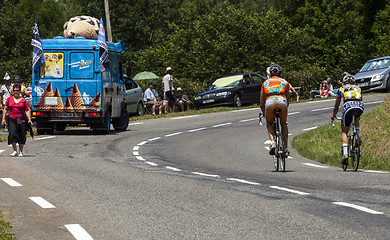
0;93;389;239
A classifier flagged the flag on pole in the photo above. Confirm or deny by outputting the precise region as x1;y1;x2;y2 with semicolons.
31;16;44;70
98;17;110;72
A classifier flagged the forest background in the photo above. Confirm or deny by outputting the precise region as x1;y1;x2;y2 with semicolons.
0;0;389;100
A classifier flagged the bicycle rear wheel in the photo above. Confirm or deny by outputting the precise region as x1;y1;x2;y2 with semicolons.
276;133;286;172
274;156;279;171
351;134;361;172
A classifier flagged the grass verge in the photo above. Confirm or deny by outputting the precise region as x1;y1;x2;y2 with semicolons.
0;214;16;240
292;95;390;171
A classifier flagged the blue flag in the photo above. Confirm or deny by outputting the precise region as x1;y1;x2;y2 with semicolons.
31;17;44;70
98;17;110;72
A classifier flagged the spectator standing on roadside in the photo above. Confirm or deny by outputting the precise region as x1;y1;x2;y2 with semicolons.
2;83;33;157
144;82;158;115
175;87;190;112
162;67;176;113
0;72;13;108
266;61;276;79
11;76;29;98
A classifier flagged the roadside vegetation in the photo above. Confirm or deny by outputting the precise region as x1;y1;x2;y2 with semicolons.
0;214;16;240
292;95;390;171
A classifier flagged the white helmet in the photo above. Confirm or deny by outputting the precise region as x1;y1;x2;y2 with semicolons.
342;74;355;84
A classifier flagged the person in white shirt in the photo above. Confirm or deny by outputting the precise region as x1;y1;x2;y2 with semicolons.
162;67;176;113
144;82;158;115
0;72;13;108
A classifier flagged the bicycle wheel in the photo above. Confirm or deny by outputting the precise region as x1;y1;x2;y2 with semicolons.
274;155;279;171
351;134;361;172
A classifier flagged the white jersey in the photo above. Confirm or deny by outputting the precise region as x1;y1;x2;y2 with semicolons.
0;84;13;105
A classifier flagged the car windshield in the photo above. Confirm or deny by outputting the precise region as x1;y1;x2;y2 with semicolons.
209;75;243;90
359;58;390;72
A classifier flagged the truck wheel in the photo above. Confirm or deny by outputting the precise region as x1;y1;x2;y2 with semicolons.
55;124;67;132
113;110;129;131
37;129;46;135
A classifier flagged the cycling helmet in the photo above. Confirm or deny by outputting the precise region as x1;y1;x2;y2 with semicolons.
269;64;282;77
342;74;355;84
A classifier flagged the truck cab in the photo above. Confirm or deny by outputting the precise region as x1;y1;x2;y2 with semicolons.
32;36;129;134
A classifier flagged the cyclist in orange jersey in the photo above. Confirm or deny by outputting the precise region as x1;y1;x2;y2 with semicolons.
260;64;290;156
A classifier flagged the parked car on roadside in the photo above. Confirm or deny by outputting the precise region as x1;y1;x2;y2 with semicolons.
124;75;145;116
354;56;390;92
194;73;266;108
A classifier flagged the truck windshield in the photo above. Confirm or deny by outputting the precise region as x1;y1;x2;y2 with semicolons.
359;58;390;72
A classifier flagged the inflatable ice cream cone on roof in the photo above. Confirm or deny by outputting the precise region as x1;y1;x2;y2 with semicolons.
63;16;99;39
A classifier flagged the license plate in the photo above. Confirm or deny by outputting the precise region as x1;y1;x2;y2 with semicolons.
360;82;369;87
203;99;215;104
57;113;75;117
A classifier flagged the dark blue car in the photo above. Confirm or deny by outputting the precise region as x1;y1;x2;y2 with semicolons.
194;73;266;108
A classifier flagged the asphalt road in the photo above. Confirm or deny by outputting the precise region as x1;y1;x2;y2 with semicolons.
0;93;389;239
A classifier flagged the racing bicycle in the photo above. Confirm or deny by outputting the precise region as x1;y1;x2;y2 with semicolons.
331;114;361;171
259;109;287;172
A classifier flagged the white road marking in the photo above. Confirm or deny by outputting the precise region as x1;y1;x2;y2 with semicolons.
137;141;148;146
145;161;158;166
191;172;220;178
29;197;56;208
288;111;300;115
165;166;181;172
188;127;207;132
287;156;293;159
136;156;145;161
239;118;258;123
0;150;5;154
1;178;22;187
365;100;384;105
170;115;199;120
303;126;318;131
288;133;292;136
232;108;257;112
129;122;144;126
311;107;334;112
212;122;232;128
226;178;261;185
133;151;139;156
264;140;272;145
148;137;161;142
303;163;329;168
306;99;335;104
133;146;139;151
165;132;183;137
333;202;384;215
360;170;389;174
269;186;310;195
65;224;94;240
35;136;56;141
265;147;270;151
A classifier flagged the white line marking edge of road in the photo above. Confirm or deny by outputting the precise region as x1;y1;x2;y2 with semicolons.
65;224;94;240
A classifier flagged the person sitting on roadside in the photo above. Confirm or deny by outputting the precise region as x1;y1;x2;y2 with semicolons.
152;83;163;114
144;82;158;115
319;81;330;98
175;87;190;112
326;77;337;97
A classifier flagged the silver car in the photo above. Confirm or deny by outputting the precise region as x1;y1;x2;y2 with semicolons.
125;75;145;116
354;56;390;92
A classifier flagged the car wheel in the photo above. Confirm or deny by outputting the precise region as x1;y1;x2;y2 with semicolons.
137;102;145;116
234;94;242;107
387;77;390;92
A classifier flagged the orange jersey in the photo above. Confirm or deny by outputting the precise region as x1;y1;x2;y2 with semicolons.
261;76;290;100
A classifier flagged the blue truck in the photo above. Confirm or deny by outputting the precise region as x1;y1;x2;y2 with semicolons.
32;36;129;134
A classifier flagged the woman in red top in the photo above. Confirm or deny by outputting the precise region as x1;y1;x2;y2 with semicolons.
1;83;33;157
320;81;330;98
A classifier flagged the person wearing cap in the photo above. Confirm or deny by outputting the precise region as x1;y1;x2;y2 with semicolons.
175;87;190;112
144;82;158;115
162;67;176;113
0;72;13;108
11;76;29;98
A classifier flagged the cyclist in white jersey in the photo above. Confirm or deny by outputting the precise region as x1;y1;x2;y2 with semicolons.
331;74;364;163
